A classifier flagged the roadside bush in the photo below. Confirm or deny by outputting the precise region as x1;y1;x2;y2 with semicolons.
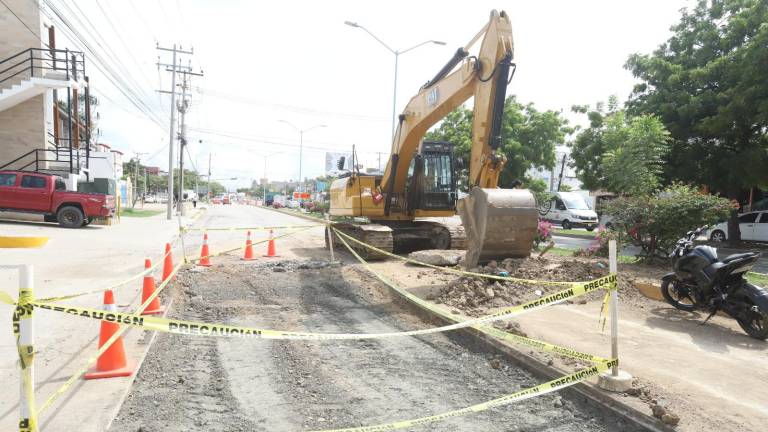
604;184;731;261
534;219;553;247
575;226;619;258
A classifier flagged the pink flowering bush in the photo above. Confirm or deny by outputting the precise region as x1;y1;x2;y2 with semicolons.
535;220;553;247
575;225;618;257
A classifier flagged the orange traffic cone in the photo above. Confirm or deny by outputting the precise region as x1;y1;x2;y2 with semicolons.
162;243;174;283
198;233;212;266
242;231;255;260
141;258;165;315
263;229;279;257
84;290;136;380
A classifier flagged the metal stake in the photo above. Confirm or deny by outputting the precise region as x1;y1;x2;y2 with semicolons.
608;239;619;376
16;265;36;432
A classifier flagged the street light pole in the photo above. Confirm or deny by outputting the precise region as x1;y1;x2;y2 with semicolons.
344;21;445;141
278;121;326;200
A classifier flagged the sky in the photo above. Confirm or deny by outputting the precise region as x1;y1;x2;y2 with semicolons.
39;0;693;190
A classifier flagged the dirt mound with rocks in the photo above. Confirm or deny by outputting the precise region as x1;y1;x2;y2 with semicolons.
432;256;635;317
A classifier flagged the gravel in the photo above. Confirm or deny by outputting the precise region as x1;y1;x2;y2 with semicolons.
110;256;650;432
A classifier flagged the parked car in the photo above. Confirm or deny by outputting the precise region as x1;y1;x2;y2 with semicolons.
0;170;115;228
144;194;158;203
707;211;768;242
222;195;231;205
211;197;222;204
538;191;599;230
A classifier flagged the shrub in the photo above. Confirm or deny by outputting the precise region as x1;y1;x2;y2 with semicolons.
534;219;553;247
575;226;619;258
604;184;731;261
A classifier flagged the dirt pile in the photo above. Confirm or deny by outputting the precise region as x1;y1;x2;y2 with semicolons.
433;256;635;316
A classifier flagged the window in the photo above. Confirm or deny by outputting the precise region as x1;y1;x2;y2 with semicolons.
555;199;567;211
738;213;759;223
21;175;46;189
758;213;768;224
0;173;16;187
55;178;66;191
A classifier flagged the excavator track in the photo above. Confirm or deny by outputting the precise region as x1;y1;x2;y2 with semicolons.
327;223;393;260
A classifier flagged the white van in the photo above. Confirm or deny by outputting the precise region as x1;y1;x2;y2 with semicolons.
539;191;599;231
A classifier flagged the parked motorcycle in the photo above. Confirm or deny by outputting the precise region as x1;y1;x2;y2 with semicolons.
661;225;768;339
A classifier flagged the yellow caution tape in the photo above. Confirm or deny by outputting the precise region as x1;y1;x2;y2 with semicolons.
14;287;37;432
36;247;174;303
34;261;183;416
313;359;618;432
333;228;587;287
16;272;613;342
182;224;322;232
333;232;612;363
187;225;316;263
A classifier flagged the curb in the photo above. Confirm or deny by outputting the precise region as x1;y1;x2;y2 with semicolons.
369;273;674;432
103;296;176;431
552;232;595;240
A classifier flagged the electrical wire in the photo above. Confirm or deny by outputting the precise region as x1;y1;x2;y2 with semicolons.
0;0;48;47
39;0;168;130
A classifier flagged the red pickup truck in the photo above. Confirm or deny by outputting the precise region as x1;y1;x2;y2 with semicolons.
0;170;115;228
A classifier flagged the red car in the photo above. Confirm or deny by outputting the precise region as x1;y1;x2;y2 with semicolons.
0;170;115;228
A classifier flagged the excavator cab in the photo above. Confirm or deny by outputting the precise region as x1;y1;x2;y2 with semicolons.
405;141;458;214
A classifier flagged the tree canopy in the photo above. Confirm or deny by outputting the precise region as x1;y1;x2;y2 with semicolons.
425;95;569;190
624;0;768;197
570;97;670;195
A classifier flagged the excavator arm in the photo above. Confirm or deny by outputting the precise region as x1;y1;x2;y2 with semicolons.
329;10;538;267
380;9;515;209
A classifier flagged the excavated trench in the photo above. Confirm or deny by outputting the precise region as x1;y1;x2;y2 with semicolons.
110;255;651;432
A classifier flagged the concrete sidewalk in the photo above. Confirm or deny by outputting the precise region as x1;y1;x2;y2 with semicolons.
0;208;202;431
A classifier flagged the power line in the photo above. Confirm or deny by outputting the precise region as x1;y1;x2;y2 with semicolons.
127;0;158;42
39;0;168;129
195;86;388;122
56;0;162;118
0;0;47;46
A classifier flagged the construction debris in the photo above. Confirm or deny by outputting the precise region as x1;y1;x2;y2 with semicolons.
434;256;610;316
408;249;465;266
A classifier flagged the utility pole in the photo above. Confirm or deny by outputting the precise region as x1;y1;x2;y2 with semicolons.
156;44;196;220
132;152;147;208
207;153;212;201
177;73;190;216
556;152;567;192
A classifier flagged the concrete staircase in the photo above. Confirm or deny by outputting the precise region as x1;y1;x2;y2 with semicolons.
0;73;74;113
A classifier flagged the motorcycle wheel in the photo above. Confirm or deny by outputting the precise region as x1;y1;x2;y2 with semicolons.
735;297;768;340
660;278;696;312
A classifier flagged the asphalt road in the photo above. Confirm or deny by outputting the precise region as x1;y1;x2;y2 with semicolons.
111;204;647;432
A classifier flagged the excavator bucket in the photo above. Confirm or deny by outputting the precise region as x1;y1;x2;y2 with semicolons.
458;187;539;269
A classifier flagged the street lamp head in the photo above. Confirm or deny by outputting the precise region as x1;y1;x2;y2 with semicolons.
344;21;359;28
432;40;447;46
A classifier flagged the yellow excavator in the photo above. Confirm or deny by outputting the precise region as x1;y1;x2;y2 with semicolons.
329;10;538;268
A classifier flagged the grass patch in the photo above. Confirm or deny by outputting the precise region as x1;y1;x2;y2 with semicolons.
536;246;636;263
747;272;768;288
119;208;164;217
552;228;596;238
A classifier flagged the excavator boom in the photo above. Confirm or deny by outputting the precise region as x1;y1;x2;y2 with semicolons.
330;10;538;267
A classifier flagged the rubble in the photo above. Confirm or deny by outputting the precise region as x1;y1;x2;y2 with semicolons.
408;249;465;266
434;256;619;316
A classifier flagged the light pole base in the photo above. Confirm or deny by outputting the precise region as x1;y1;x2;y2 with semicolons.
597;370;633;392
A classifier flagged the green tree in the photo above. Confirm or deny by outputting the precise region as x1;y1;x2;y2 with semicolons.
624;0;768;241
425;95;569;190
570;98;670;195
